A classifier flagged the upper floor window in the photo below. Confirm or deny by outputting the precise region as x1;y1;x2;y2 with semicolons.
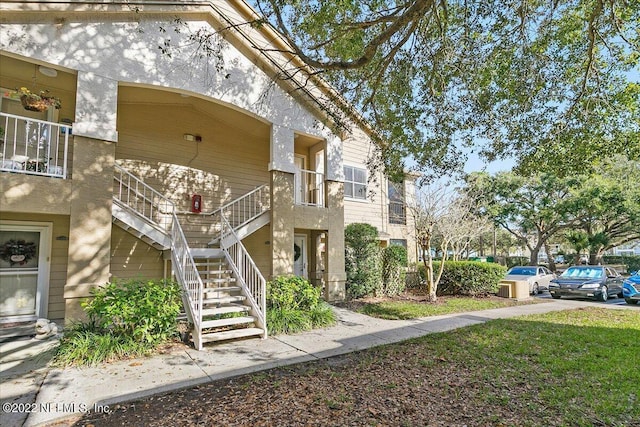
388;180;406;224
344;165;367;200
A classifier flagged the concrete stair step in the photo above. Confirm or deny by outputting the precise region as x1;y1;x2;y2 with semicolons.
201;305;248;317
202;286;240;293
201;327;264;343
202;277;236;285
203;295;246;305
201;316;256;329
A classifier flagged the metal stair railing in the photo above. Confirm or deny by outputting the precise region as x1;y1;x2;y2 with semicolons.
219;214;267;339
211;184;270;231
113;164;204;349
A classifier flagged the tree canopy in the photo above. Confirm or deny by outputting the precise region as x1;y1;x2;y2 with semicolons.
251;0;640;180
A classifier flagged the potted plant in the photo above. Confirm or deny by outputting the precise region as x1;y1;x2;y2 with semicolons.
4;87;61;112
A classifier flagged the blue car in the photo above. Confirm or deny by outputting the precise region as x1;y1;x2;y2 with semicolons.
622;272;640;305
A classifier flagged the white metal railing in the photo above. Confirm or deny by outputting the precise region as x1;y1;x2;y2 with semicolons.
112;164;204;348
211;184;270;230
113;165;174;230
0;112;71;179
295;169;325;207
219;214;267;338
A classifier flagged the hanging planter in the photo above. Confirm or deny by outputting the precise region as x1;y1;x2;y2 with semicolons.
5;87;62;112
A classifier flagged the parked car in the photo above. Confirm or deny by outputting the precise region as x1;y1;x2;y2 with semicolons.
549;266;624;302
504;266;556;295
622;272;640;305
554;255;565;264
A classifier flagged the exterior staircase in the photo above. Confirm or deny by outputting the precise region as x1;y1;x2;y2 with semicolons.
112;164;269;349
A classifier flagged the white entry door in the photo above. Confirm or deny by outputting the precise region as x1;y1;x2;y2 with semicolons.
294;234;307;278
0;222;51;321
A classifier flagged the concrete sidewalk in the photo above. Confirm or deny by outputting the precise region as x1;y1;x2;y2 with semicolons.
0;299;634;426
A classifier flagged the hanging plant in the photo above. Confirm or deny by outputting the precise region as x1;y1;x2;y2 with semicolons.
5;87;62;112
0;239;37;266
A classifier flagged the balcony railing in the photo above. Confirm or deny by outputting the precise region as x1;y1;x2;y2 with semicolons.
295;169;325;207
389;201;406;224
0;112;71;179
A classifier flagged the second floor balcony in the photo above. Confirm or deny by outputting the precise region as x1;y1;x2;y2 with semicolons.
1;112;72;179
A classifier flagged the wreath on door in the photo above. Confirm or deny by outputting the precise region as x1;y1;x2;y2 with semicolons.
294;243;301;261
0;239;37;266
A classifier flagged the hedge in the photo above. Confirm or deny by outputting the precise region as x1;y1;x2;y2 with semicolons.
602;255;640;274
417;261;507;296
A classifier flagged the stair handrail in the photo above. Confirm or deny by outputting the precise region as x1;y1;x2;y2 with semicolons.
219;214;267;338
211;184;270;230
113;164;203;348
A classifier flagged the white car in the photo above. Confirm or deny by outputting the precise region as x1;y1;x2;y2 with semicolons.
504;266;556;295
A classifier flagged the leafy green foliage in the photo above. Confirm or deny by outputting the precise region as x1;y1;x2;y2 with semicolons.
417;261;506;296
602;255;640;274
83;279;183;344
55;279;183;366
266;276;336;335
344;223;382;298
380;245;407;296
254;0;639;179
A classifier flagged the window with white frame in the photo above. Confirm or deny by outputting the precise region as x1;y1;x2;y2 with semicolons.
344;165;367;200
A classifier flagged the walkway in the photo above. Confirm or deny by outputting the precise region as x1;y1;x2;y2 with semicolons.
0;298;635;426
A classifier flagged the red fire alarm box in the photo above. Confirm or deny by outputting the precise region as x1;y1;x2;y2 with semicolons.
191;194;202;213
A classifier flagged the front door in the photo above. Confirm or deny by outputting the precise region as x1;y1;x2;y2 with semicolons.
0;221;51;322
294;234;307;278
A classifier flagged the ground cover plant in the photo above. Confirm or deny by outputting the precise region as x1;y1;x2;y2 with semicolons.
266;276;336;335
77;307;640;427
54;279;182;366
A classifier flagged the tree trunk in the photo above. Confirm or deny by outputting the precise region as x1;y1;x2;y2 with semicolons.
544;241;556;272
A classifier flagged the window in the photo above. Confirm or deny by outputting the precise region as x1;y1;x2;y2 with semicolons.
390;239;407;249
344;165;367;200
388;180;406;224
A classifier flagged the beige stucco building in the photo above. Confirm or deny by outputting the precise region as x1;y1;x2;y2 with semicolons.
0;0;416;348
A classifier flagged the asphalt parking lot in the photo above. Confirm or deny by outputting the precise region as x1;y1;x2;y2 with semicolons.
535;291;637;307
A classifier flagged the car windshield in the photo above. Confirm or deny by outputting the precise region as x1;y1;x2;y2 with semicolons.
561;267;603;279
508;267;536;276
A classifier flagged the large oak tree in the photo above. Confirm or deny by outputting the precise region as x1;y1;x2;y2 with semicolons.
250;0;639;179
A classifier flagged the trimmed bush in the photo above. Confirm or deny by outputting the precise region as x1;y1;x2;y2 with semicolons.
83;279;182;344
345;223;382;299
417;261;506;296
55;279;182;366
266;276;336;335
381;245;408;296
602;255;640;273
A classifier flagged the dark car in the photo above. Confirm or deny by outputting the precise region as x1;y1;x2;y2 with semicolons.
622;272;640;305
549;266;624;302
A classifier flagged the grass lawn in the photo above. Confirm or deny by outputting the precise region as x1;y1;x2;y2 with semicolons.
347;294;542;319
80;307;640;427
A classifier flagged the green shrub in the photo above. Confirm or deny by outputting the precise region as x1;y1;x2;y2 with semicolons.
418;261;506;296
55;326;153;367
345;223;382;299
381;245;407;296
266;276;336;335
506;256;529;268
602;255;640;273
55;279;182;366
82;279;182;344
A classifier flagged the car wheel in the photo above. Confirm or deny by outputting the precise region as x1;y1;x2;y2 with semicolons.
598;286;608;302
531;283;539;296
625;298;639;305
617;291;623;298
551;294;561;299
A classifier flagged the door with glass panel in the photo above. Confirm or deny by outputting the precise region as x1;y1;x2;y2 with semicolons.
0;222;51;321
